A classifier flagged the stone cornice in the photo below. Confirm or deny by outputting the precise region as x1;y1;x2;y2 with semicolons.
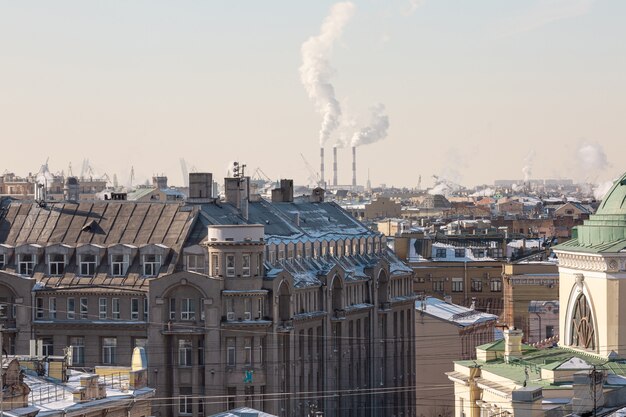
555;250;626;273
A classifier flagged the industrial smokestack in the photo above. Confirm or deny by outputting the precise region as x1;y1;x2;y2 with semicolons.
333;146;338;186
352;146;357;188
320;147;325;186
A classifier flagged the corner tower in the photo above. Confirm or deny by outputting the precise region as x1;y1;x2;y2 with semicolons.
554;172;626;358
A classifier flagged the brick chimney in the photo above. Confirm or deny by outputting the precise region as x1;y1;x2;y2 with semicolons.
504;327;524;363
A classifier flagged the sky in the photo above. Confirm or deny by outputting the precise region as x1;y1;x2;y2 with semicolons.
1;0;625;189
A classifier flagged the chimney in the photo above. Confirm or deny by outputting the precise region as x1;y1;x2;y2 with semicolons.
310;187;325;203
504;327;524;363
152;176;168;189
224;176;249;220
272;179;294;203
189;173;213;199
320;147;325;187
64;177;80;202
352;146;357;189
333;146;338;186
444;295;452;304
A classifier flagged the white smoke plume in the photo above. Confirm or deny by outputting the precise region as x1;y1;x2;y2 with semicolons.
576;142;608;173
350;103;389;147
522;150;535;182
594;179;614;200
300;2;355;146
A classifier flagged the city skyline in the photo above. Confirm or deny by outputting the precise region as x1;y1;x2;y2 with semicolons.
1;0;624;188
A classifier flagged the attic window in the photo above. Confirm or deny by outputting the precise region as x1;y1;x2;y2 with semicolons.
81;220;99;233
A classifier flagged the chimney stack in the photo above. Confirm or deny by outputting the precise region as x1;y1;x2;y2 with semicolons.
333;146;338;186
64;177;80;202
352;146;357;189
189;173;213;199
320;147;325;187
504;327;524;363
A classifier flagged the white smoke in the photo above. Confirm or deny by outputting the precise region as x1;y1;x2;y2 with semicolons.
300;2;356;146
522;150;535;182
576;142;608;173
471;187;495;197
594;179;614;200
428;182;450;196
350;103;389;147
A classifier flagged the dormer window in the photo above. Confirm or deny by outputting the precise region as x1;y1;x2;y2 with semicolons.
80;254;97;276
48;254;66;276
18;254;35;276
111;254;129;277
143;254;161;277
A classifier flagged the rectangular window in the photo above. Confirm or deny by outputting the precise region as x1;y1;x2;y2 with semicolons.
67;298;75;319
112;298;120;320
36;297;44;319
186;254;205;274
259;337;266;367
131;298;139;320
99;298;107;319
111;254;128;277
70;336;85;365
432;280;444;292
257;253;262;275
49;297;57;319
48;253;65;275
212;254;219;276
435;248;447;258
454;248;465;258
226;254;235;277
257;298;264;319
178;339;193;366
242;254;251;277
144;298;149;322
181;298;196;321
18;254;35;276
0;254;5;269
80;297;88;319
143;254;161;277
169;298;176;320
41;338;54;356
244;337;253;366
226;298;235;321
452;278;464;293
546;325;555;338
79;254;97;276
226;338;236;366
490;279;502;292
471;279;483;292
244;298;251;320
179;387;193;415
198;338;204;365
102;337;117;364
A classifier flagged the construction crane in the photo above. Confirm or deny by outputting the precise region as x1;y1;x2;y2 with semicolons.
300;153;321;188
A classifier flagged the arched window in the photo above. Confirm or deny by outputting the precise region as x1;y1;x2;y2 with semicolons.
571;293;595;350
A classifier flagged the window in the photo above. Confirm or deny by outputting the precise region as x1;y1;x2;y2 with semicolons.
211;254;220;276
98;298;107;319
244;298;251;320
432;280;444;292
18;254;35;276
227;387;236;410
0;254;5;269
226;254;235;277
70;336;85;365
546;325;555;338
79;254;97;276
112;298;120;319
490;279;502;292
41;338;54;356
102;337;117;364
169;298;176;320
178;339;193;366
198;338;204;365
242;254;251;277
110;254;128;277
226;338;236;366
259;337;266;366
80;298;88;319
49;297;57;319
244;337;253;366
257;298;264;319
454;248;465;258
181;298;195;321
131;298;139;320
186;255;205;274
144;298;149;322
36;297;44;319
48;254;65;275
452;278;463;292
179;387;193;415
143;254;161;277
226;298;235;321
471;279;483;292
257;253;262;275
67;298;75;319
435;248;447;258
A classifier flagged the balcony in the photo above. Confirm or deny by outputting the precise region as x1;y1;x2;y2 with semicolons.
276;320;293;332
162;321;205;335
379;302;391;311
331;309;346;320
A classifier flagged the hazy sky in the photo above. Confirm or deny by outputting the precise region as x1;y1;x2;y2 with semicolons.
1;0;625;188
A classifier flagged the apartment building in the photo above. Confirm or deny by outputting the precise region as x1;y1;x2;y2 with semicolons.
0;173;416;417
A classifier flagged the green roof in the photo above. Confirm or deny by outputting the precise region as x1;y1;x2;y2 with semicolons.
476;338;536;352
555;172;626;254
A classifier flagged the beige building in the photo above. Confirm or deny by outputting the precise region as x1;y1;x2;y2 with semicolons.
448;172;626;417
0;174;416;417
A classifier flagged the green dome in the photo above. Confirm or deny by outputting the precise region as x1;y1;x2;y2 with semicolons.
555;171;626;253
596;173;626;215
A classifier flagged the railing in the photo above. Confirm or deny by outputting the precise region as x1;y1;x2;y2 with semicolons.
30;383;72;405
100;372;129;390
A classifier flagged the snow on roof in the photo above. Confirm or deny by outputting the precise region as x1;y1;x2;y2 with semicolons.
431;242;495;262
415;296;498;326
